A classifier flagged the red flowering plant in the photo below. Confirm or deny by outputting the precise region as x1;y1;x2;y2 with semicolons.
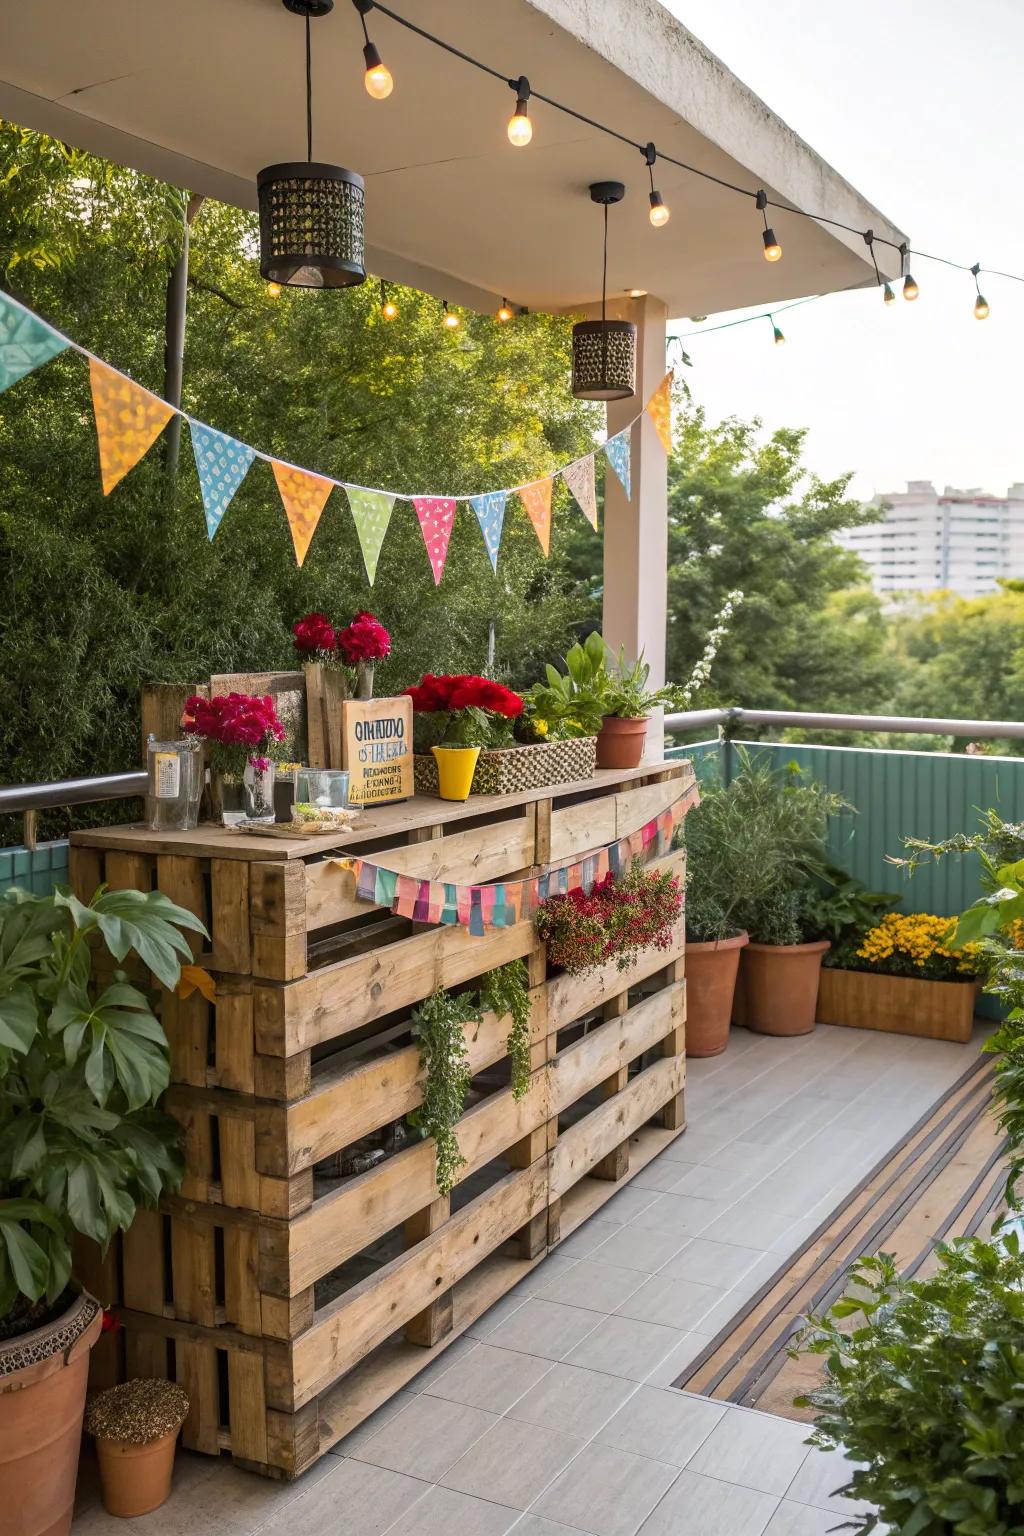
535;864;682;976
181;693;286;778
292;611;338;665
337;611;391;664
404;674;524;752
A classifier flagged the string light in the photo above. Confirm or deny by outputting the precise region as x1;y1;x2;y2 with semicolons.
353;0;394;98
266;281;282;299
756;190;781;261
507;75;532;146
767;314;785;345
442;300;461;329
900;243;919;301
863;230;893;309
643;144;670;228
496;299;513;322
380;278;398;320
971;263;989;319
883;283;895;305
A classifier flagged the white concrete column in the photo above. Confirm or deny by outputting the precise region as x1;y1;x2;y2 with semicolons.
601;294;669;687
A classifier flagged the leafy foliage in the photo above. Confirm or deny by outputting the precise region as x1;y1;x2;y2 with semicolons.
794;1237;1024;1536
0;884;204;1322
408;987;478;1196
535;865;682;976
480;961;532;1100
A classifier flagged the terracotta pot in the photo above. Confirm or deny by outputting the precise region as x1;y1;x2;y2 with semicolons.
685;932;749;1056
596;715;648;770
0;1290;103;1536
733;939;830;1036
96;1427;179;1518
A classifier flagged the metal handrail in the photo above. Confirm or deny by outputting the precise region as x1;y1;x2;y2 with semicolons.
664;707;1024;739
0;771;147;815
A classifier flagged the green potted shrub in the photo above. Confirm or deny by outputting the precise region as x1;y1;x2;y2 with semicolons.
679;785;750;1057
794;1234;1024;1535
0;884;204;1536
596;647;680;770
523;633;678;771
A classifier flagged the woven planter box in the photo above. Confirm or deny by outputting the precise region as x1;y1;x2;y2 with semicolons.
414;736;597;797
817;966;978;1044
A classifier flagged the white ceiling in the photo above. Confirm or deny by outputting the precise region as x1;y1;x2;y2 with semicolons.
0;0;908;314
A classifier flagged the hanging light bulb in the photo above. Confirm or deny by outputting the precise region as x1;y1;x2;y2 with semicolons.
756;190;781;262
442;300;461;330
352;1;393;98
768;315;785;345
507;76;532;146
496;299;513;323
266;280;282;299
883;283;895;305
643;144;670;227
899;245;918;300
971;263;989;319
380;278;398;320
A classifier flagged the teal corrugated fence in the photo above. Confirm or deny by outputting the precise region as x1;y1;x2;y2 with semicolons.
0;840;70;897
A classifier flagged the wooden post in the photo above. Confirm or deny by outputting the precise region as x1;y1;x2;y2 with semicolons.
593;991;631;1180
403;1195;453;1347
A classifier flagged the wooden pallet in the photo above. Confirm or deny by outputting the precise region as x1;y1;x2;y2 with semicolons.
673;1051;1005;1421
71;761;693;1477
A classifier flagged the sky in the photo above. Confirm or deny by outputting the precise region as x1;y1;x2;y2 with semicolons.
660;0;1024;502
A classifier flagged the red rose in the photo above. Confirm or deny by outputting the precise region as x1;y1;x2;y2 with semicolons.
293;612;337;656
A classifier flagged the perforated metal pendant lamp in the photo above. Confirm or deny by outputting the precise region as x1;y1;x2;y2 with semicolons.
257;0;366;290
572;182;636;401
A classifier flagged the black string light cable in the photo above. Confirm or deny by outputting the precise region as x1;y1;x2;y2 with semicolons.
348;0;1024;303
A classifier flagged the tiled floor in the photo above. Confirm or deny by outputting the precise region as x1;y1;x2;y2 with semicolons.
74;1021;983;1535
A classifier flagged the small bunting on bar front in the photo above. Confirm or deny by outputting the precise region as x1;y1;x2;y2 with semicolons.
604;430;631;500
519;477;553;556
413;496;457;584
469;491;507;572
562;455;598;530
0;291;68;394
89;358;175;495
645;371;674;455
190;422;255;539
345;486;396;584
272;461;334;566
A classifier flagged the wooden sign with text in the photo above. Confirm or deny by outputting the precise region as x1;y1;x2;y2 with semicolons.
341;695;414;805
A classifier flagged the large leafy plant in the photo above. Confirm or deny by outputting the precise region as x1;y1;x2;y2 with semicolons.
795;1235;1024;1536
0;885;206;1327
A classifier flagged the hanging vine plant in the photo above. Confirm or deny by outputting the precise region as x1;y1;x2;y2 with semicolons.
481;959;533;1100
408;986;478;1195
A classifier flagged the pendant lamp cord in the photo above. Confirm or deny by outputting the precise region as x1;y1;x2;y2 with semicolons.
601;200;609;374
305;13;313;161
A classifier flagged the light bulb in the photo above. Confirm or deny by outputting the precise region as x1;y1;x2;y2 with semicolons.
496;301;513;323
974;293;989;320
266;281;282;299
883;283;895;305
648;192;670;228
773;325;785;345
363;42;393;100
383;300;398;321
762;228;782;262
442;303;460;330
903;273;919;301
508;100;532;147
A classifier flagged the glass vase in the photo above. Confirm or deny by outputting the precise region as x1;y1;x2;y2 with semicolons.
211;769;246;827
244;761;276;824
356;659;375;700
146;738;202;832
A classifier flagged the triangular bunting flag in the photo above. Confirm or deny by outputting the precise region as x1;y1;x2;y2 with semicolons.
345;486;397;584
271;460;334;566
519;478;553;556
562;456;598;530
469;491;507;573
604;430;631;500
0;291;68;394
413;496;456;585
189;422;256;540
89;358;175;496
646;371;674;455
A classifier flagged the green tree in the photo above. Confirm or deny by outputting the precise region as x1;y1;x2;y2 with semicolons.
891;583;1024;745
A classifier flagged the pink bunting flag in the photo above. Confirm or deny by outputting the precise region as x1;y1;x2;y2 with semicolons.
413;496;456;584
519;477;553;556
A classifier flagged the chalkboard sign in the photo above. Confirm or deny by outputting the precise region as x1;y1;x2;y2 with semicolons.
342;695;414;805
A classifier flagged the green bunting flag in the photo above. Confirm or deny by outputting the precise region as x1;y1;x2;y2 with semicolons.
0;290;69;394
345;486;397;584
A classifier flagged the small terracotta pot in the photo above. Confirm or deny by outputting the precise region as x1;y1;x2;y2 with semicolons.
596;715;648;770
733;939;830;1036
685;932;749;1056
96;1427;179;1518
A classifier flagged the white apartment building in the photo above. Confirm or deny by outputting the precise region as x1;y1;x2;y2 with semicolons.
838;481;1024;598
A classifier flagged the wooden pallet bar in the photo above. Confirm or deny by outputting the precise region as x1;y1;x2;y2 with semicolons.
70;759;694;1477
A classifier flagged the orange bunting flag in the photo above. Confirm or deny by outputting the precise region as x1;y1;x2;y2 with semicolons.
646;370;674;455
519;477;553;556
89;358;175;495
272;461;334;566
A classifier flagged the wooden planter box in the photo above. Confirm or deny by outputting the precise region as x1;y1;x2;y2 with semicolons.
70;760;693;1479
414;736;597;797
817;966;978;1044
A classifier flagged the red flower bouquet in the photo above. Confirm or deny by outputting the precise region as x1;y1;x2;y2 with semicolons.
535;865;682;976
182;692;285;776
338;612;391;664
292;612;337;661
404;673;524;750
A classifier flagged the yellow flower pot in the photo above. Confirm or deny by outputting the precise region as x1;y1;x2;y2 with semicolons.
431;745;481;801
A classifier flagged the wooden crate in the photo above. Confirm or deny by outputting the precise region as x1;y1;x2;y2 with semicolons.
70;761;693;1477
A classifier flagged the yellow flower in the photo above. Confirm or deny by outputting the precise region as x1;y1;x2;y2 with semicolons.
533;719;549;737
